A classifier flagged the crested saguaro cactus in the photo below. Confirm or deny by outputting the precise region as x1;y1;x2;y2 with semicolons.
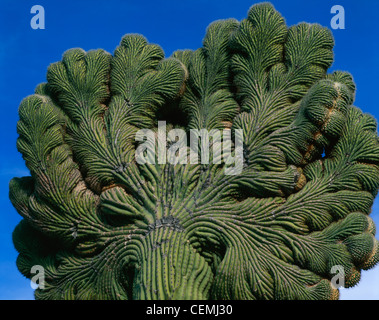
10;2;379;300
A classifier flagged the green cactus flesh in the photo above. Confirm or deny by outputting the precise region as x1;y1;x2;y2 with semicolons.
9;3;379;300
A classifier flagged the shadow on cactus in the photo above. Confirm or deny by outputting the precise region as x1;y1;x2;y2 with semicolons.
9;2;379;300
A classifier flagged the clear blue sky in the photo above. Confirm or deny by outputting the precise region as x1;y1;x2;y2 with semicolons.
0;0;378;300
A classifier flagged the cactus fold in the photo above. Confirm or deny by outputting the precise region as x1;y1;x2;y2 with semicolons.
9;2;379;300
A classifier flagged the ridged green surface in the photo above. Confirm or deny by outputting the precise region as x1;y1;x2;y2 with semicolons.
9;3;379;300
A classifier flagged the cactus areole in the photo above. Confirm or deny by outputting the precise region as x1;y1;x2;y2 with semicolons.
10;3;379;300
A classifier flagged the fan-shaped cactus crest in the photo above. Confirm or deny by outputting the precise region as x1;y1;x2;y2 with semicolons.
10;2;379;300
